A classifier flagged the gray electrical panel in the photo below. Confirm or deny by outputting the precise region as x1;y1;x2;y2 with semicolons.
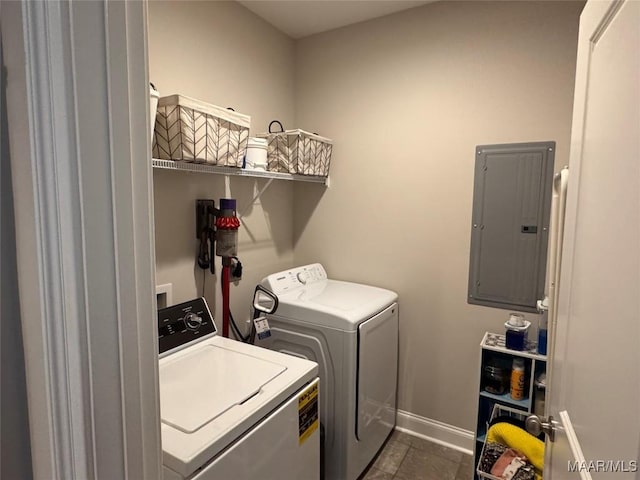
468;142;555;312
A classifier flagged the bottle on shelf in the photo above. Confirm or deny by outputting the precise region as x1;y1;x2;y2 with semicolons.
510;358;526;400
534;373;547;415
538;311;548;355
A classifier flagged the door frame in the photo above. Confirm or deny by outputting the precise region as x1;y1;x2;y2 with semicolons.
548;0;623;425
1;1;161;478
546;0;638;477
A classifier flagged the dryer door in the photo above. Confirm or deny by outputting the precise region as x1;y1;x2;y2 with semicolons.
356;303;398;444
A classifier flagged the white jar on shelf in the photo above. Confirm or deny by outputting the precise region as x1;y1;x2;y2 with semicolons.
244;137;268;171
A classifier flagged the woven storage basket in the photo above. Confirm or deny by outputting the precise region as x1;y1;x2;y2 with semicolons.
149;84;159;147
153;95;250;166
257;121;333;176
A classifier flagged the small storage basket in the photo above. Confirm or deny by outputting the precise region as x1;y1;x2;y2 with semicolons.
153;94;250;166
477;405;531;480
149;84;159;147
257;121;333;176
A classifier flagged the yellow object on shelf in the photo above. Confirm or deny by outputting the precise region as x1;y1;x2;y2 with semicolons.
486;422;544;480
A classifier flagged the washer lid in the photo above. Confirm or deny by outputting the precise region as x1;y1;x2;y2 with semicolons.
160;344;286;433
272;280;398;331
160;336;318;479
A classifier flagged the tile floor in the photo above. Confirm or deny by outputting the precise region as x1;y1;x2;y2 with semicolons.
358;430;474;480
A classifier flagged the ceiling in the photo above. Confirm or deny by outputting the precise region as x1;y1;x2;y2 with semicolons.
238;0;434;39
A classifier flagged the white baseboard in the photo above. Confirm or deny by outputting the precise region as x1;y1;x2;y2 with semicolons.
395;409;475;455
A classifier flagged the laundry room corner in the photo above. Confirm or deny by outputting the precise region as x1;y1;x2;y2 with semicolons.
148;0;299;326
5;0;637;478
292;0;583;446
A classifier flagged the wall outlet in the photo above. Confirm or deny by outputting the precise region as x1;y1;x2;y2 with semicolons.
155;283;173;308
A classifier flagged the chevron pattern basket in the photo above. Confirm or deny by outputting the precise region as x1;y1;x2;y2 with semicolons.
257;121;333;176
152;95;250;166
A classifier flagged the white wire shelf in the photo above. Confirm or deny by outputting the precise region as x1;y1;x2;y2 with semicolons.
481;332;547;362
152;158;329;186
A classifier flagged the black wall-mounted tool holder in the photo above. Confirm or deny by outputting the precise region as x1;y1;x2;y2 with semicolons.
196;199;216;274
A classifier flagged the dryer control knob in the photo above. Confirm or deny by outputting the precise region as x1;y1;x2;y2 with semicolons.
184;312;203;331
296;272;308;284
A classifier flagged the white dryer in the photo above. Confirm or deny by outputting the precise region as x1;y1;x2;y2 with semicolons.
158;298;320;480
259;264;399;480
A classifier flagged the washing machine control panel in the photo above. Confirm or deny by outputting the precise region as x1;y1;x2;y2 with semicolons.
157;297;216;354
264;263;327;295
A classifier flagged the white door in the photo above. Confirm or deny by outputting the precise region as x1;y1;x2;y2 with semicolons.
543;0;640;478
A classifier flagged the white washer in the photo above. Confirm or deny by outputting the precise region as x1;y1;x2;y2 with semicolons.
158;297;320;480
259;264;399;480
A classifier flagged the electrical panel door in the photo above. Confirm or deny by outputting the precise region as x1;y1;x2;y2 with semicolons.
468;142;554;312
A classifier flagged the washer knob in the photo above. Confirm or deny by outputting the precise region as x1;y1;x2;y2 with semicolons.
296;272;308;284
184;312;203;331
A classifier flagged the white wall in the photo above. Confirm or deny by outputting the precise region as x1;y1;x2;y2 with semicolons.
293;1;583;431
148;1;296;326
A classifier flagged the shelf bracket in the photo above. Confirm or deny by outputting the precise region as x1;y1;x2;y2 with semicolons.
238;178;274;219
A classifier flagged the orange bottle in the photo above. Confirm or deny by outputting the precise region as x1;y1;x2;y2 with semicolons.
510;358;526;400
